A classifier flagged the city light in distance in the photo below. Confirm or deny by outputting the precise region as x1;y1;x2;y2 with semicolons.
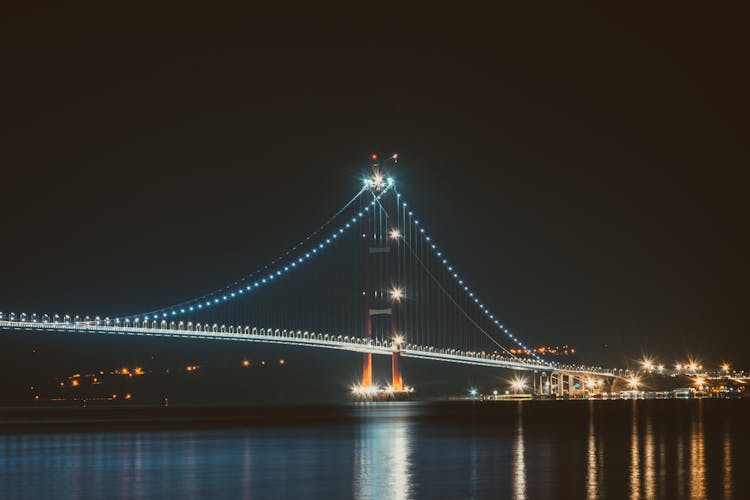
722;363;731;373
641;358;655;372
628;376;640;389
695;376;705;388
242;359;250;367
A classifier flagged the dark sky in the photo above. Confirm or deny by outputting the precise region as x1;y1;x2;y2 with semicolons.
1;6;748;385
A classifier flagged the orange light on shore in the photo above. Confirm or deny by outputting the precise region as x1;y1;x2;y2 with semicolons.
242;360;250;367
125;393;132;400
71;380;79;387
279;359;285;365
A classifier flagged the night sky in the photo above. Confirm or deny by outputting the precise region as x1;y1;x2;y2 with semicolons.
1;7;748;401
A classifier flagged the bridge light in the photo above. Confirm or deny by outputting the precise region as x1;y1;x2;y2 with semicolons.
389;287;405;302
389;228;401;240
469;388;478;398
510;377;527;393
387;177;394;186
628;376;640;389
641;358;655;372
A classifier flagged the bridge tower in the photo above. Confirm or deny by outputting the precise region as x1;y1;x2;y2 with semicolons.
361;189;374;389
360;157;405;392
388;186;403;392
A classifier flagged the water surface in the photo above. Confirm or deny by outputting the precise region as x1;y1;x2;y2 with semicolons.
0;400;746;499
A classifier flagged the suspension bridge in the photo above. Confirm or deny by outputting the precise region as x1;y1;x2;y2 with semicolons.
0;156;614;397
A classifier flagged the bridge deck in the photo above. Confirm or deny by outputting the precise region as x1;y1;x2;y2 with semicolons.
0;320;613;377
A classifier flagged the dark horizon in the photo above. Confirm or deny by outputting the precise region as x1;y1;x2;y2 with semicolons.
1;6;748;395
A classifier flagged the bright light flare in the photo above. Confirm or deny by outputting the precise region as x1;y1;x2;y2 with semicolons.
392;334;405;346
695;376;705;387
351;384;379;396
641;358;655;371
389;287;405;302
721;363;730;373
510;377;527;393
628;376;640;389
389;228;401;240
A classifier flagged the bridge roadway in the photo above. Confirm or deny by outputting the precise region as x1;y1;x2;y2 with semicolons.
0;318;613;377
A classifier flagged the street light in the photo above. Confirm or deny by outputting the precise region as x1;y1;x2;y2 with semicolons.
628;376;640;389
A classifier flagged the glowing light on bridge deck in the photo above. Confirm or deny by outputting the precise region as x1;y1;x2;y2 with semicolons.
641;358;655;372
393;334;405;347
469;388;478;397
628;376;640;389
389;287;404;302
389;228;401;240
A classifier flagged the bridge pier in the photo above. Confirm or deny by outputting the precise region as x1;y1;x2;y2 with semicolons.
362;353;373;388
391;351;403;391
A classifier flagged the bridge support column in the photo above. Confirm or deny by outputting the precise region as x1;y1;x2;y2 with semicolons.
391;351;403;391
362;354;373;388
361;194;373;389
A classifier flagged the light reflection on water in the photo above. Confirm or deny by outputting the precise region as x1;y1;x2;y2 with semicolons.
0;401;745;499
513;404;525;500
